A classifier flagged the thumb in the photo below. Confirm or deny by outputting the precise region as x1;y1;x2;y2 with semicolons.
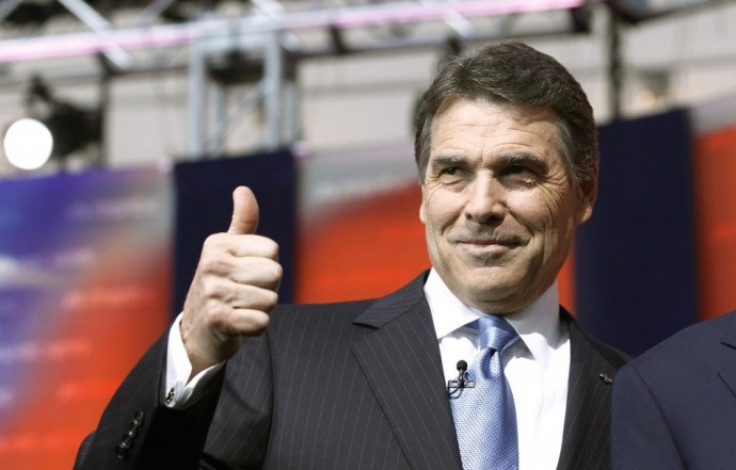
227;186;259;235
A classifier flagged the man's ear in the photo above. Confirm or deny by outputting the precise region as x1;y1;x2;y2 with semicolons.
577;167;598;225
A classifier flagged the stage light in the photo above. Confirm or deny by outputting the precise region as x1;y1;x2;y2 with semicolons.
42;103;102;162
2;105;102;171
2;76;103;171
3;118;53;170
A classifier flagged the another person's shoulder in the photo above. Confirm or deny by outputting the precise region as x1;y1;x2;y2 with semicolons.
620;310;736;380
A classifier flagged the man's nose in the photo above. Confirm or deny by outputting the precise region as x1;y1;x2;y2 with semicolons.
464;175;506;223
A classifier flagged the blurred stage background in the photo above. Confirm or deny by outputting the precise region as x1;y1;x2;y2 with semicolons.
1;0;736;468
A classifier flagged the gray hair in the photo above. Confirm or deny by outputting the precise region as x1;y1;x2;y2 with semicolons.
414;41;598;185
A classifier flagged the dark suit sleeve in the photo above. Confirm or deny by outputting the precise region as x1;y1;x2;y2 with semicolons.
74;332;227;470
611;364;684;470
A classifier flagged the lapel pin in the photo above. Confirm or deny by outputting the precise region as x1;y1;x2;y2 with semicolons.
599;373;613;385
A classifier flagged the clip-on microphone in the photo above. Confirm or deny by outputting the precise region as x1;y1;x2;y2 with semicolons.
447;360;475;396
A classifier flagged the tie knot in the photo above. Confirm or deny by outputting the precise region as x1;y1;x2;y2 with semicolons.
476;315;519;353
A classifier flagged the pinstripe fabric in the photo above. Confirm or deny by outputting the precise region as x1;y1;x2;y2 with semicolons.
349;294;463;469
75;273;627;470
75;334;165;470
76;332;226;470
557;310;629;470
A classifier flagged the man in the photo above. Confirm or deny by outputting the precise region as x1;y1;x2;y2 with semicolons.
76;42;627;470
612;311;736;470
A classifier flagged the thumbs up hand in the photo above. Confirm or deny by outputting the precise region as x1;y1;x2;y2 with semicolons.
180;186;282;376
228;185;261;236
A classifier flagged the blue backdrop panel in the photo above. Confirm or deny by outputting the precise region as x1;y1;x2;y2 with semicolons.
575;109;698;357
0;167;171;468
173;149;296;314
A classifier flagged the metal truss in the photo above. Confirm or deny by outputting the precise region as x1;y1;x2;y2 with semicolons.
0;0;599;159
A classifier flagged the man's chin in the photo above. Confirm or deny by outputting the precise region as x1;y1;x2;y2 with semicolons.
456;280;528;314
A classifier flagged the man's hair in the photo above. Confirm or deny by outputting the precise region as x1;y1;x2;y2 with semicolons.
413;41;598;185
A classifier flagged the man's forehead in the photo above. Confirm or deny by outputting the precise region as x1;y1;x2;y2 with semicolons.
434;97;556;125
432;102;557;146
428;99;567;163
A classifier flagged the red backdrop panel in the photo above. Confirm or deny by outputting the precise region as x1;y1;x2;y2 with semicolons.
296;184;428;302
0;168;171;468
693;126;736;320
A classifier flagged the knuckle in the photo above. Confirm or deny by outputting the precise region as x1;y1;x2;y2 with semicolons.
202;233;224;251
249;313;270;333
270;262;283;282
263;290;279;310
208;282;229;300
262;238;279;259
209;309;234;332
200;254;231;276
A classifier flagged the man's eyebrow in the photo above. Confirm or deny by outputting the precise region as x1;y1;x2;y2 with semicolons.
428;153;550;172
498;153;549;170
430;155;468;167
499;153;545;164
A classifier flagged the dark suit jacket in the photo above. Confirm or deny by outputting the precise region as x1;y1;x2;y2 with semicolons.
612;311;736;470
77;272;627;470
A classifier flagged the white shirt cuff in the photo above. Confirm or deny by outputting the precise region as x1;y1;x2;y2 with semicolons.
164;313;224;409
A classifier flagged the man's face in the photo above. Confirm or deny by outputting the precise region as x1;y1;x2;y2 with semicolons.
420;99;596;314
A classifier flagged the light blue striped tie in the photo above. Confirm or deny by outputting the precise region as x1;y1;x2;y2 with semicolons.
450;315;520;470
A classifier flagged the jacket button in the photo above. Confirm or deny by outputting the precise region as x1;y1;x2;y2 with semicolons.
118;435;133;450
115;444;128;460
132;410;145;427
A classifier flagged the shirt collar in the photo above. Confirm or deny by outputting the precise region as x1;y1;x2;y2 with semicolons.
424;268;562;366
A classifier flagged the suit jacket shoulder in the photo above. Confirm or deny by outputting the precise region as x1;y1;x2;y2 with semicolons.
76;272;629;470
235;272;464;470
612;311;736;470
623;311;736;375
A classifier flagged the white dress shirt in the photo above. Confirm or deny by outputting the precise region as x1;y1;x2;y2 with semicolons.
164;315;223;408
166;269;570;470
424;269;570;470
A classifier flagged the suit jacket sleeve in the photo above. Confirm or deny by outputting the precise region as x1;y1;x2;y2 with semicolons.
74;330;233;470
611;364;685;470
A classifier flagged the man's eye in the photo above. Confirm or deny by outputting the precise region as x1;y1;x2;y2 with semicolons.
508;164;530;175
438;167;469;181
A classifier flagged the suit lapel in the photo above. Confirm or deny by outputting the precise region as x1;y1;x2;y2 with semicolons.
351;274;463;470
556;310;623;470
718;323;736;397
349;278;627;470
